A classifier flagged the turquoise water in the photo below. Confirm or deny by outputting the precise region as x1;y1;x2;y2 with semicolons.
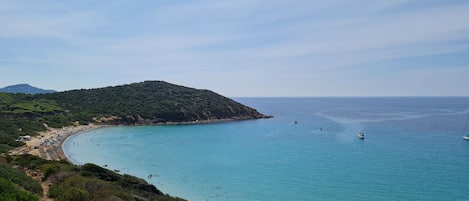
63;97;469;201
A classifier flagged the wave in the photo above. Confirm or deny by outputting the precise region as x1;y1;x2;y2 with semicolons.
314;109;469;124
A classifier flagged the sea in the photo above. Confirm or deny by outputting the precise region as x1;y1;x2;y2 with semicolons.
63;97;469;201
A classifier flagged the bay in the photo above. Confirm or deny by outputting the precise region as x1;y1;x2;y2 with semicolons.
63;97;469;200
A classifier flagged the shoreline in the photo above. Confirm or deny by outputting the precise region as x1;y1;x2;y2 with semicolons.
101;115;272;126
9;124;106;162
8;117;269;201
9;116;270;163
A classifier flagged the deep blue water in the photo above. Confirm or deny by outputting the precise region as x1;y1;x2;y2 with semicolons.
63;97;469;201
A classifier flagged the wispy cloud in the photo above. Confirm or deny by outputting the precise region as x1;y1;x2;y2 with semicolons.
1;0;469;96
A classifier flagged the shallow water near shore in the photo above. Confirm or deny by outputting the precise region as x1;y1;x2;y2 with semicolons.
63;97;469;201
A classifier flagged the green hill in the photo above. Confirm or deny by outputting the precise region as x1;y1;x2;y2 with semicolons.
39;81;269;124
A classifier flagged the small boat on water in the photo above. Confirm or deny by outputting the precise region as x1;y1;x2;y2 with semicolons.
463;116;469;140
358;132;365;139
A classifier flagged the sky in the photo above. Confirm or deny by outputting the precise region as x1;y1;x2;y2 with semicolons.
1;0;469;97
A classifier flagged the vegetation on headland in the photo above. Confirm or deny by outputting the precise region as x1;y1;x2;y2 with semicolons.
0;155;185;201
39;81;269;124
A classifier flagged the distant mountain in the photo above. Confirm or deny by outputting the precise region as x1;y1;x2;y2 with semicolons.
0;84;56;94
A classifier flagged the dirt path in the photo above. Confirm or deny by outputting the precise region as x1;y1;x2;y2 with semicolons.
26;170;54;201
39;181;53;201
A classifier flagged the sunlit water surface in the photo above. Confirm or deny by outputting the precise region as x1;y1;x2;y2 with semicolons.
64;97;469;201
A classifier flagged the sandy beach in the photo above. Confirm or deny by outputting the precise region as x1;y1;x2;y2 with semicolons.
9;124;104;161
7;118;250;162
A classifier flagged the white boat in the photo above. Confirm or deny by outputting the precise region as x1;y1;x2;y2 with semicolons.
463;117;469;140
358;132;365;139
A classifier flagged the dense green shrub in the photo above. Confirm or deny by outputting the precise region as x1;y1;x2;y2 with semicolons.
0;178;39;201
118;174;162;194
3;155;185;201
80;163;120;182
11;154;50;170
0;163;42;195
41;164;60;180
59;187;90;201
